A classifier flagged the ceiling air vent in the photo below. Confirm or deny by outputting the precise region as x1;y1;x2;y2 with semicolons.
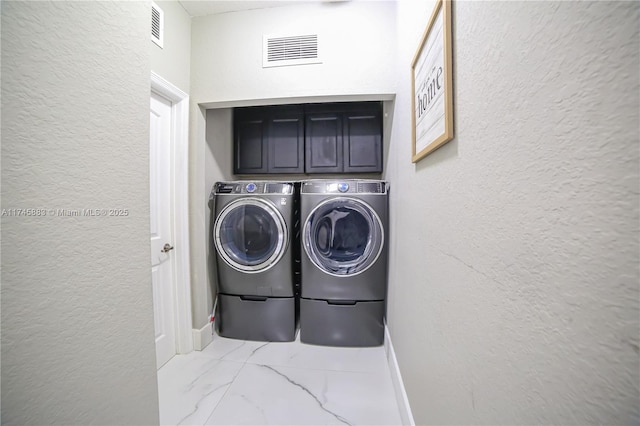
151;2;164;48
263;34;321;68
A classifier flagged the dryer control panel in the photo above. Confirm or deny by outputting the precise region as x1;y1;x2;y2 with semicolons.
301;180;387;194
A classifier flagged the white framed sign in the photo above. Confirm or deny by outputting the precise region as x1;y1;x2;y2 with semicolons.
411;0;454;163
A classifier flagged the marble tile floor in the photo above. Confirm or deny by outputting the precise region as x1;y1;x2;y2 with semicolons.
157;332;403;425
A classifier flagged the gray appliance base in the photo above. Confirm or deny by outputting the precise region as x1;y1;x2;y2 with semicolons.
300;298;384;347
216;294;296;342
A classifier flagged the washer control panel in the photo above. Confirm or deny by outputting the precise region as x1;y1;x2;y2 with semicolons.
245;182;257;193
214;182;294;195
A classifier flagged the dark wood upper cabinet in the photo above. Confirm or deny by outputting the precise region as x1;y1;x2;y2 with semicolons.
267;106;305;174
343;107;382;173
234;102;382;175
304;112;343;173
233;108;268;174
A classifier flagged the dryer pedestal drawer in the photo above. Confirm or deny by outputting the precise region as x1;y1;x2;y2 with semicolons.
216;294;296;342
299;298;384;347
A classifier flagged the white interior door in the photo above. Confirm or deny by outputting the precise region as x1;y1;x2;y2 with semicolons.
150;91;176;369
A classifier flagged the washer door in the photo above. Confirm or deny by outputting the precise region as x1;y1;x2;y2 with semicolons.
303;197;384;276
214;198;288;273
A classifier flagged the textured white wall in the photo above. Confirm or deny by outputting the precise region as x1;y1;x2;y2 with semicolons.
204;109;234;320
151;0;191;93
386;0;640;424
190;1;396;105
1;2;159;424
188;2;397;329
189;103;210;329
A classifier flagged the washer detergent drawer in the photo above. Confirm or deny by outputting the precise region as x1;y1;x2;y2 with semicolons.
299;298;384;347
216;294;296;342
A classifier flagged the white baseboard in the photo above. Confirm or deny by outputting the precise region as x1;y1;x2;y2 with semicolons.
384;325;415;426
192;322;213;351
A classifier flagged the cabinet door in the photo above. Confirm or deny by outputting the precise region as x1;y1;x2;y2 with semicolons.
343;106;382;173
234;109;267;174
268;107;304;174
305;112;343;173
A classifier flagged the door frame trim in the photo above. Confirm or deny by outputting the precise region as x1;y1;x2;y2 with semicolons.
151;71;193;354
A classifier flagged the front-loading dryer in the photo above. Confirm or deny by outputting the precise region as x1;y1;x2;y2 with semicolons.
212;181;296;342
299;179;388;347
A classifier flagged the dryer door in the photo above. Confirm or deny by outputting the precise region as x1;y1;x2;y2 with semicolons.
303;197;384;276
214;198;288;273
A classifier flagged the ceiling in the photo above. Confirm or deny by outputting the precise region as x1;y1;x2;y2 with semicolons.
178;1;322;17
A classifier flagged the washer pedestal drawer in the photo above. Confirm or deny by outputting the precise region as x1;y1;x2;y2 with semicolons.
215;294;296;342
299;298;384;347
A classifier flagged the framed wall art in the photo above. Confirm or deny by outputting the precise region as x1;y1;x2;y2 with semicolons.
411;0;454;163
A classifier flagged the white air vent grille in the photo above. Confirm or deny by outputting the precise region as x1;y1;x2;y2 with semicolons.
151;2;164;48
263;34;321;68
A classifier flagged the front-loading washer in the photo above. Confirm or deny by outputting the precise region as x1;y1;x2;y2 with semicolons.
211;181;296;342
299;179;389;347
